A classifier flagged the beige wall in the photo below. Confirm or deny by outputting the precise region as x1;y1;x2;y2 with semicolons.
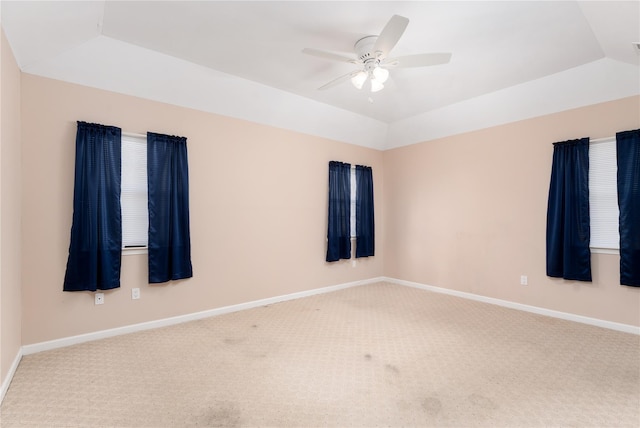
20;74;384;345
13;67;640;350
1;29;23;385
384;96;640;327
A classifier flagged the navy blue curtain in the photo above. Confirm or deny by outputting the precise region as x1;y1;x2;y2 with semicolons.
326;161;351;262
546;138;592;281
64;122;122;292
355;165;375;258
616;129;640;287
147;132;193;283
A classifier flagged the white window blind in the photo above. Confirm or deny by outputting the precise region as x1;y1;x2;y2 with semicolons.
589;137;619;250
350;167;356;238
121;134;148;248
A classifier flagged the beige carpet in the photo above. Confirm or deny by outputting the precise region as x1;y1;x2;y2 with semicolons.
2;282;639;427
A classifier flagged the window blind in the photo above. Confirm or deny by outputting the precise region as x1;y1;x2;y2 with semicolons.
121;134;148;248
589;138;619;249
350;167;356;238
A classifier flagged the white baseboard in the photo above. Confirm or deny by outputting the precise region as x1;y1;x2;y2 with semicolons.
383;277;640;335
18;274;640;356
1;348;23;404
22;277;384;356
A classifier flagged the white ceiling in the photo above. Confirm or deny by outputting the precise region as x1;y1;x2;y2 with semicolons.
2;1;639;150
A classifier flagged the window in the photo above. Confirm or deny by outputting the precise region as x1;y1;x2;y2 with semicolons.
589;137;619;251
121;134;148;251
326;161;374;262
350;167;356;238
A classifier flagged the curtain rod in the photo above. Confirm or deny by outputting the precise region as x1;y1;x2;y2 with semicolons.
554;136;613;145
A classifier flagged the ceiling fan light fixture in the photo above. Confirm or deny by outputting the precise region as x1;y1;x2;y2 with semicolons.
370;78;384;93
372;66;389;83
351;71;367;89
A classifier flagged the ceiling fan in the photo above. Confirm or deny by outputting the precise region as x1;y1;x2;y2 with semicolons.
303;15;451;92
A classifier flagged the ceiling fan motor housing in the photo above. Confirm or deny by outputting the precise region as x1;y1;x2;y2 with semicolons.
355;36;381;69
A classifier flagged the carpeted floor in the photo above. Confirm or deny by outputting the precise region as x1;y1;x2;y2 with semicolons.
1;282;639;427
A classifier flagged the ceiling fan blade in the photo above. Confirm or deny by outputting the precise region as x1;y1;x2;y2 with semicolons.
318;70;361;90
373;15;409;55
302;48;357;64
382;53;452;68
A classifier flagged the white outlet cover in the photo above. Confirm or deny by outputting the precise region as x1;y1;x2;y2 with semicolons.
95;293;105;305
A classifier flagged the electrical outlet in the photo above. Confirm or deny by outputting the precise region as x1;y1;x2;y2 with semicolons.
95;293;105;305
520;275;528;286
132;288;140;300
352;260;357;268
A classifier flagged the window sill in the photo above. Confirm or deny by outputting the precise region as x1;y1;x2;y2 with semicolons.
591;247;619;255
123;247;148;256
